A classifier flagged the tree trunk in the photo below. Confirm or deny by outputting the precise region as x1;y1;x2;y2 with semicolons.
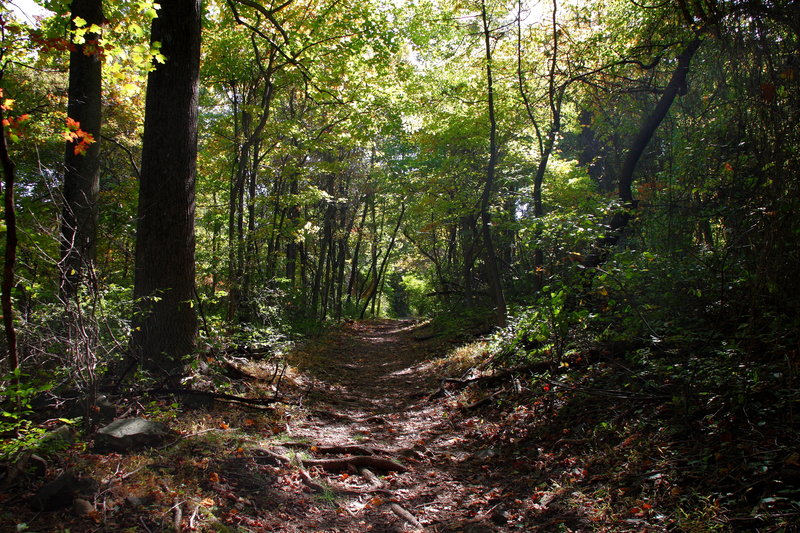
132;0;201;379
60;0;103;298
480;0;507;328
0;105;19;383
583;38;702;269
361;203;405;319
345;198;369;309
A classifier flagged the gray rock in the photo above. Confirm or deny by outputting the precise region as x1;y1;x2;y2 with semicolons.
73;497;95;516
95;418;173;452
30;471;98;511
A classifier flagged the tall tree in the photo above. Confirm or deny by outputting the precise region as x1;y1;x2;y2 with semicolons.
132;0;202;379
479;0;507;327
60;0;103;298
583;37;702;269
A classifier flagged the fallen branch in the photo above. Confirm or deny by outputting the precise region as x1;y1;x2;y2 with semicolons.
429;361;552;400
147;387;293;408
460;388;506;411
302;455;407;473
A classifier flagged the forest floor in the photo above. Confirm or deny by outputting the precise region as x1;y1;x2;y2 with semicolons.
2;318;797;531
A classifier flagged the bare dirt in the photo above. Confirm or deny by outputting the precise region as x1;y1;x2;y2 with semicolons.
273;318;510;532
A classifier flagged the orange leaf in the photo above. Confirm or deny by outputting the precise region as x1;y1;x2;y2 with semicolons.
369;497;384;506
199;497;215;507
209;472;220;483
219;422;229;429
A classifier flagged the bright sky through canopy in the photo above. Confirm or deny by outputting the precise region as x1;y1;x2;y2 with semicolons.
7;0;52;24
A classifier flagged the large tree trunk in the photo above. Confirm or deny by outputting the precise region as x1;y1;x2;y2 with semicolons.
132;0;201;379
0;105;19;384
60;0;103;298
583;38;702;269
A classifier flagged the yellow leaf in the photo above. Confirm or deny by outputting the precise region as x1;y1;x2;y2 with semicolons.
121;83;140;97
199;497;215;507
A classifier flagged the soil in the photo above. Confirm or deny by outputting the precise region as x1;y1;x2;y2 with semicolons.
7;318;792;531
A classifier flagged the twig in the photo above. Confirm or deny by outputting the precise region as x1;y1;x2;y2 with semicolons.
188;502;199;530
139;516;153;533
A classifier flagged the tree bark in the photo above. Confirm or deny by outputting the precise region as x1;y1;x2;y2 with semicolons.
480;0;507;327
584;38;702;269
0;106;18;382
60;0;103;298
360;203;405;319
132;0;202;379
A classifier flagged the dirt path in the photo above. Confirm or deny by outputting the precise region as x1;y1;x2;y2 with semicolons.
278;319;512;532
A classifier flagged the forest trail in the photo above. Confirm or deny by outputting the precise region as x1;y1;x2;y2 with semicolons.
273;319;531;532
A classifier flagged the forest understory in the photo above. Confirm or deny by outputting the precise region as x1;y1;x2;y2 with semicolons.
1;318;797;532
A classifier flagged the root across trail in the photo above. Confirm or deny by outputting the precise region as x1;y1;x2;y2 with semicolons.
0;319;586;532
273;319;534;532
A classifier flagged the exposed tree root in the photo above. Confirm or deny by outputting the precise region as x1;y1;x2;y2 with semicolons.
390;502;423;529
358;467;382;488
283;442;388;456
298;466;327;494
302;455;407;473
